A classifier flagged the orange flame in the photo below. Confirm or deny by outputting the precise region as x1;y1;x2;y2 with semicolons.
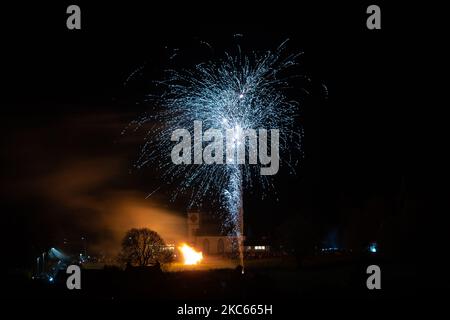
178;243;203;265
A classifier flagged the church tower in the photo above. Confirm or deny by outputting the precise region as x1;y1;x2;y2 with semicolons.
187;209;200;244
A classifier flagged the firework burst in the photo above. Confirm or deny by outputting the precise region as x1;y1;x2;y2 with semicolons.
127;39;304;238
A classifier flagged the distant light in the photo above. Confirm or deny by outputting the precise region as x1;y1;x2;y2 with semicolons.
49;277;54;282
369;243;377;253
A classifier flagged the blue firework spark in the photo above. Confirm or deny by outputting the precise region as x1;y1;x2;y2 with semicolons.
127;39;304;234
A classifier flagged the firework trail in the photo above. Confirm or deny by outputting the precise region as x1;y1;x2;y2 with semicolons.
127;39;304;262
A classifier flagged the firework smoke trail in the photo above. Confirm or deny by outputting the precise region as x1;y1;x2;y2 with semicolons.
222;164;245;269
128;40;304;266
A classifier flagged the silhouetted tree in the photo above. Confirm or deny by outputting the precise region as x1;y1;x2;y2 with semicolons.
118;228;172;266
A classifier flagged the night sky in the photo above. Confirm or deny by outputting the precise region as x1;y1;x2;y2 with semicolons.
2;2;421;268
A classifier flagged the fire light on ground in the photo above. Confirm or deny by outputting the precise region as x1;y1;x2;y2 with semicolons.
178;243;203;265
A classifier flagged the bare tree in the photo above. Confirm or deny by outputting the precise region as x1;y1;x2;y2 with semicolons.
119;228;172;266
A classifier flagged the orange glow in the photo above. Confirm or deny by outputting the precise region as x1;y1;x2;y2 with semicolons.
178;243;203;265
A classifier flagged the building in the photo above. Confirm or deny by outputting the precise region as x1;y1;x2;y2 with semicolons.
187;210;244;255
